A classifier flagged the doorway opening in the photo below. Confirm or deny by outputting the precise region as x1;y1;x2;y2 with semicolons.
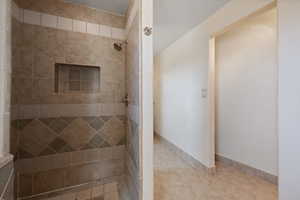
209;3;278;185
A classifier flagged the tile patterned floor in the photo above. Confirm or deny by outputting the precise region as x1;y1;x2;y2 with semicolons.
38;182;120;200
154;137;278;200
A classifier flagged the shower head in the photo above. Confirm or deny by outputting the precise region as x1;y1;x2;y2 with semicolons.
113;42;123;51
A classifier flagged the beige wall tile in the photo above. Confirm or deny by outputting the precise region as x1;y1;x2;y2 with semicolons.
17;0;125;29
21;119;56;146
23;10;41;25
85;149;100;163
99;159;124;179
41;14;57;29
104;191;119;200
12;1;128;196
58;17;73;31
19;174;33;197
87;23;99;35
71;151;86;166
104;182;118;193
17;152;71;174
73;20;86;33
60;192;76;200
111;28;125;40
92;185;104;198
99;25;111;38
33;168;65;194
76;189;92;200
65;163;101;187
60;118;96;150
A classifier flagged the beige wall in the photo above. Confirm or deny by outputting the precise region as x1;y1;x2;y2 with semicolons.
278;0;300;199
215;8;278;176
154;0;275;169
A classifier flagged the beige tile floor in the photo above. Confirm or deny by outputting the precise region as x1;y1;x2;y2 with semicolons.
154;137;278;200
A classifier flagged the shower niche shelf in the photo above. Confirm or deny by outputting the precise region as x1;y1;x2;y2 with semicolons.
55;63;101;94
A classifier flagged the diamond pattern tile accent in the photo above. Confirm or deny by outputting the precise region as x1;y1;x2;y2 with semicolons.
48;118;69;133
88;134;111;148
60;118;97;150
21;120;57;146
12;119;34;130
49;138;67;151
117;137;126;145
39;147;56;156
15;115;126;159
81;116;97;124
60;117;76;124
116;115;127;124
90;118;105;131
100;118;126;146
100;116;112;122
57;145;74;153
19;149;34;159
40;118;56;127
19;133;46;157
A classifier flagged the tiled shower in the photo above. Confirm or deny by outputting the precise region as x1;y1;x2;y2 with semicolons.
1;0;141;200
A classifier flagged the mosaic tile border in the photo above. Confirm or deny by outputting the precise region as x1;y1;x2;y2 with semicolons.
216;154;278;185
11;1;126;41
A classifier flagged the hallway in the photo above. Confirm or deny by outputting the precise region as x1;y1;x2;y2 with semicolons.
154;137;277;200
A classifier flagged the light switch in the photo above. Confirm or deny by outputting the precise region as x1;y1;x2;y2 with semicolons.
201;89;207;98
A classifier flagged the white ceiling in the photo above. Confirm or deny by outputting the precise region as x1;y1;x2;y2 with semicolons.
154;0;229;54
64;0;129;16
64;0;229;54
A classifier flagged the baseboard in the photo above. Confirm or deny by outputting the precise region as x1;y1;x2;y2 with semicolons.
155;133;215;174
216;154;278;185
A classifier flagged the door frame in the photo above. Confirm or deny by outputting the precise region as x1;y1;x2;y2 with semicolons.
139;0;154;200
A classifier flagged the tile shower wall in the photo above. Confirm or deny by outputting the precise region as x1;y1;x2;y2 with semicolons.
126;13;140;200
15;0;125;29
10;0;127;197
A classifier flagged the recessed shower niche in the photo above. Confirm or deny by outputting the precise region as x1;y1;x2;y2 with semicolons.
55;63;101;94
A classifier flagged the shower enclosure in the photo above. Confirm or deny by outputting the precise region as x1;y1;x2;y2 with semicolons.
0;0;154;199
